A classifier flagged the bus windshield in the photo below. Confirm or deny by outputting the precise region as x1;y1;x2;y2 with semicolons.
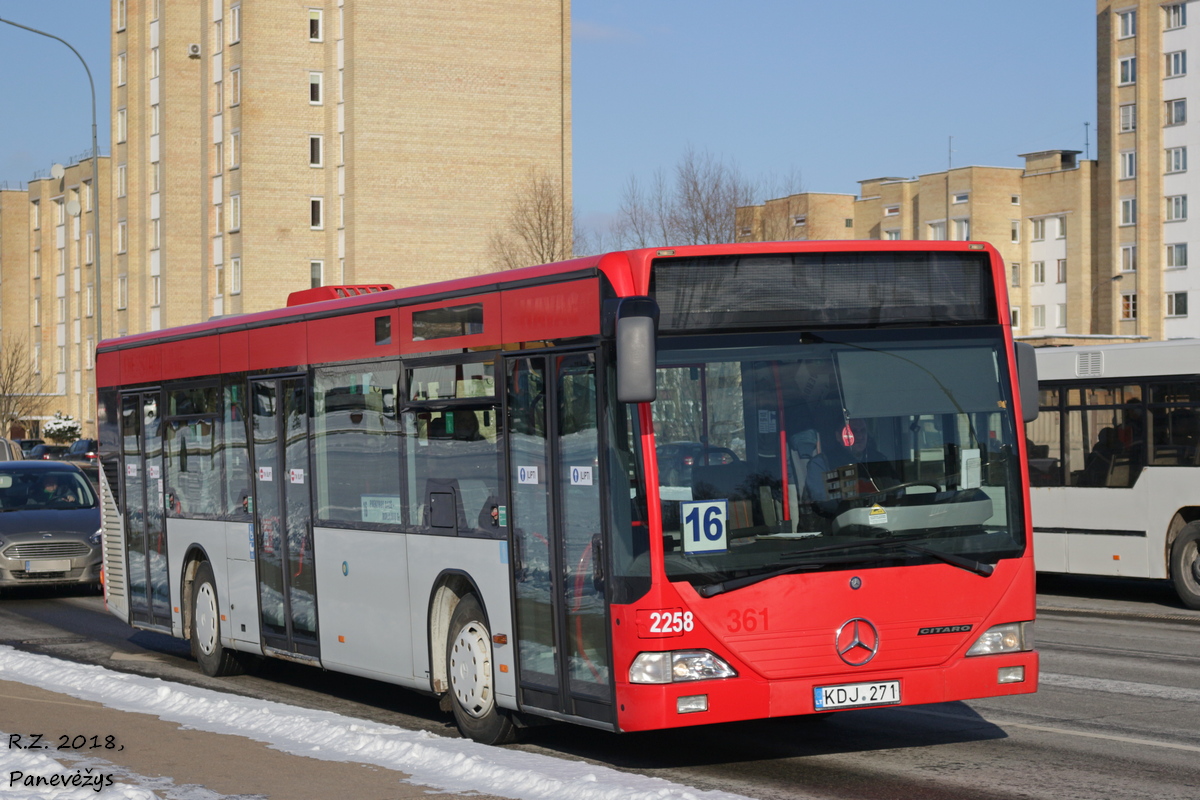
651;328;1025;589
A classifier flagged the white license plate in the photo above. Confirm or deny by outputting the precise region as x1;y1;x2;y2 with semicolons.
25;559;72;573
814;680;901;710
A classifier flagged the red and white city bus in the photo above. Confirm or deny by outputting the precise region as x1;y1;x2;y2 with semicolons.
97;241;1039;743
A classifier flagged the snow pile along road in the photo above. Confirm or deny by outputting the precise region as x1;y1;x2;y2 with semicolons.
0;646;754;800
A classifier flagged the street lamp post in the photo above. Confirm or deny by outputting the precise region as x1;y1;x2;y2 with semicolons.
0;16;104;349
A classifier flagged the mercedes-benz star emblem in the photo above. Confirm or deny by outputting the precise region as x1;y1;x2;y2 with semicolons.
835;618;880;666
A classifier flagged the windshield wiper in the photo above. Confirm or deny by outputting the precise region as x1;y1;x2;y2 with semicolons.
696;533;992;597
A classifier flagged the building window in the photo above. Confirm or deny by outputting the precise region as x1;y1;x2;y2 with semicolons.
1167;243;1188;268
1120;150;1136;179
85;285;93;318
117;275;128;310
230;69;241;105
85;337;94;369
117;53;126;86
1167;50;1187;77
116;108;127;143
1010;220;1020;243
214;19;223;54
150;218;161;250
30;200;40;230
309;134;323;167
884;229;900;240
1168;291;1189;317
1056;259;1067;283
928;221;946;240
1167;146;1188;173
309;9;323;41
309;72;323;104
1120;197;1137;226
1011;263;1021;287
1032;261;1046;284
1167;194;1188;221
229;5;241;43
883;205;899;217
1056;216;1067;239
229;194;241;231
953;218;970;240
1120;103;1137;132
310;259;324;288
31;250;40;278
230;257;242;294
1118;9;1136;37
952;193;969;204
152;276;162;307
1121;292;1138;320
1165;3;1187;30
1119;56;1136;84
85;232;94;265
1011;195;1020;205
116;0;126;31
1031;218;1046;241
1121;244;1137;271
1010;308;1021;329
310;197;324;229
1032;305;1046;329
230;131;241;169
1057;303;1068;328
117;221;127;253
32;297;40;327
1167;98;1187;125
792;215;806;227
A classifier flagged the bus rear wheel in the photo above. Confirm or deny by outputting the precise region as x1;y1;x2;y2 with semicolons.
1170;523;1200;610
445;594;516;744
190;560;248;677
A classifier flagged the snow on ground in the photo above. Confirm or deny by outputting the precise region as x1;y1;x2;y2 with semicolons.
0;646;754;800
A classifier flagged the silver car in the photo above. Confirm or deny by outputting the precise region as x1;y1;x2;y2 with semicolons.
0;461;103;590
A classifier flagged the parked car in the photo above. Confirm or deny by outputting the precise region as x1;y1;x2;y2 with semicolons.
64;438;99;462
0;439;20;462
14;439;43;457
27;444;69;460
0;461;103;590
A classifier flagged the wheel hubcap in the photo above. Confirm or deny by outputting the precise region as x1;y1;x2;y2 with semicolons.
1187;541;1200;586
195;583;218;655
449;620;493;718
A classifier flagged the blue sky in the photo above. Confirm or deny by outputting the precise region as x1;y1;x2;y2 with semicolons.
1;1;1096;228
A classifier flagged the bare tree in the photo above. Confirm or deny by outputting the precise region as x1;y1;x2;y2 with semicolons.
601;147;797;249
0;335;46;438
488;167;573;270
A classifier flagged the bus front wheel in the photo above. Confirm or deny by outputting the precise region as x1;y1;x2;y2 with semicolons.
190;560;248;677
1170;523;1200;610
445;594;517;744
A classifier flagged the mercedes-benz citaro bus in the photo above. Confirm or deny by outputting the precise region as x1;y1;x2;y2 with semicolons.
96;241;1039;744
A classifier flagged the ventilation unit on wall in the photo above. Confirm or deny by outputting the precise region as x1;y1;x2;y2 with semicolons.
187;43;201;58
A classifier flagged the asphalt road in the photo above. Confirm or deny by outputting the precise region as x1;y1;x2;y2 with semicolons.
0;574;1197;800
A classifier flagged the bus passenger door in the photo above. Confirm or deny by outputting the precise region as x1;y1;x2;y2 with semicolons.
120;390;172;631
250;376;320;660
506;352;612;724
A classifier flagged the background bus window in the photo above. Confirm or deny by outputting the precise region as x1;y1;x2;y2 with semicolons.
1149;382;1200;466
313;362;401;525
1027;388;1063;486
1065;385;1144;487
401;407;499;534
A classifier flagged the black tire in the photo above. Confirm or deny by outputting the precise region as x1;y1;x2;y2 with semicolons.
190;561;247;677
1170;523;1200;610
445;594;516;744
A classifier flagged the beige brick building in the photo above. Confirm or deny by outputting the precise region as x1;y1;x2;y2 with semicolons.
1096;0;1196;340
112;0;571;333
0;157;110;436
736;151;1096;340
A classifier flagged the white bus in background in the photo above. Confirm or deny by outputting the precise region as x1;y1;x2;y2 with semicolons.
1026;339;1200;608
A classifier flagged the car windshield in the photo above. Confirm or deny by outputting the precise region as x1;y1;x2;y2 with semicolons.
650;328;1025;589
0;468;97;511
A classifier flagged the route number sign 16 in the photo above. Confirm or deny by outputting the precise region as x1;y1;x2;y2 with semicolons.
681;500;728;554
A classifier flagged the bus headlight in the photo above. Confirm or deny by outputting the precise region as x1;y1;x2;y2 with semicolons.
629;650;737;684
966;622;1034;656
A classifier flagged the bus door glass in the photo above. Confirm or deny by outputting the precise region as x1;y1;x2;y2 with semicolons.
250;376;319;659
120;390;172;630
506;352;613;721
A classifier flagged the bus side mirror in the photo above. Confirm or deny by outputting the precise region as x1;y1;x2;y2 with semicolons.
1014;342;1039;423
615;297;658;404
